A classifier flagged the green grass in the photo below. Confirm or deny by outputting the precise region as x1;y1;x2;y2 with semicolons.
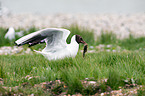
118;35;145;50
137;86;145;96
97;31;117;44
0;51;145;95
1;26;145;95
96;32;145;50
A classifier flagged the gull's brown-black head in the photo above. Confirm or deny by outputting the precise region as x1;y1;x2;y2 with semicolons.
75;35;88;57
76;35;85;44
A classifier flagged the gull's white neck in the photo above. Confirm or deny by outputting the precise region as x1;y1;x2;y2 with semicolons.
67;35;79;57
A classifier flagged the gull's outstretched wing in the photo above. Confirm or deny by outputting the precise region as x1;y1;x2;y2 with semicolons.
15;28;70;50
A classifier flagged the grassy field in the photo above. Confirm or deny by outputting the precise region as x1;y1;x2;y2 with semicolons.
0;51;145;95
0;26;145;95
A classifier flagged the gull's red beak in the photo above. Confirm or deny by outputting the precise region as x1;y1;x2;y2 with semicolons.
81;40;86;44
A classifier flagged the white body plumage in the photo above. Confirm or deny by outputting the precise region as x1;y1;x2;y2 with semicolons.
35;35;79;60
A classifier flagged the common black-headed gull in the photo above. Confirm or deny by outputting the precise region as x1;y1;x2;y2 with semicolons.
5;27;24;40
5;27;15;40
15;28;88;60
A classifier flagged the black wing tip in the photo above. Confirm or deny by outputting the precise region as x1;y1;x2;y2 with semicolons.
14;42;21;46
